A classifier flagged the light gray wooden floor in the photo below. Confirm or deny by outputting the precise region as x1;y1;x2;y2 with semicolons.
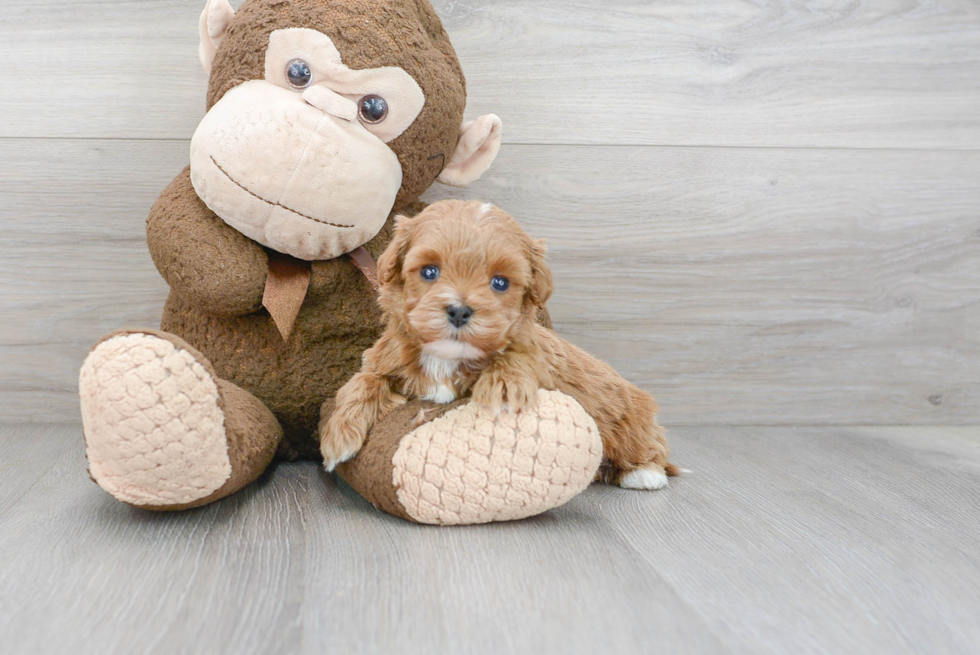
2;423;979;655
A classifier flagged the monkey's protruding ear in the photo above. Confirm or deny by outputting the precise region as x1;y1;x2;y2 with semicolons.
377;215;415;286
526;238;554;310
198;0;236;74
437;115;503;187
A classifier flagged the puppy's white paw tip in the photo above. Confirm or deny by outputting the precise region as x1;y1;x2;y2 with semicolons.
620;468;669;490
493;403;512;417
423;384;457;404
322;449;358;473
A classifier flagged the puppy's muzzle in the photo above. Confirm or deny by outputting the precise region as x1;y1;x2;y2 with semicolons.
446;304;473;328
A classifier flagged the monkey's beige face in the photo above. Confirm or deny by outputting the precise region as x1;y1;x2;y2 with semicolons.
190;28;425;260
393;203;539;361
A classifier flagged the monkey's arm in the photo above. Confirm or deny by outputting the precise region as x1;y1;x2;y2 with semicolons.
147;167;268;316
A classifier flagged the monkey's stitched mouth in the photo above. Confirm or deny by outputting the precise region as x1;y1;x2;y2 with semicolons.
209;156;355;228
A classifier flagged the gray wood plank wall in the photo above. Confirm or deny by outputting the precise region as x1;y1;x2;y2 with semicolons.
1;0;978;425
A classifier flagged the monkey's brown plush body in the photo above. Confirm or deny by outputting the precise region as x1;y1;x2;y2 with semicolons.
78;0;602;524
149;166;400;459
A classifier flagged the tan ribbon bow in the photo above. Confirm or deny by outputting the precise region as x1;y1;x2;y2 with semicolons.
262;247;380;342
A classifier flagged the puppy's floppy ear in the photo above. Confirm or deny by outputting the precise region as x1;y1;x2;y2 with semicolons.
377;215;415;285
525;238;554;310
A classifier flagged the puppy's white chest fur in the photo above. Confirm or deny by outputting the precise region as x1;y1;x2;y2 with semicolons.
419;352;459;404
420;351;461;382
419;340;483;404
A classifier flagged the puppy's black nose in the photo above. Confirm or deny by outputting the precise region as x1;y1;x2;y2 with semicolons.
446;304;473;328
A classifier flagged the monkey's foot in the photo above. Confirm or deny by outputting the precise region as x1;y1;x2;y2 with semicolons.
337;389;604;525
79;330;232;509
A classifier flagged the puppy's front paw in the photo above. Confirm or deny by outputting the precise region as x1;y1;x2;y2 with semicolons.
320;418;367;472
472;370;538;414
471;377;503;413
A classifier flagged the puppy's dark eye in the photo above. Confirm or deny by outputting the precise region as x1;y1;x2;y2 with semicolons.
358;95;389;123
491;276;510;292
286;59;312;89
420;265;440;281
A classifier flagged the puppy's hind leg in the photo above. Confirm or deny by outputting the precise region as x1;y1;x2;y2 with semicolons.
547;331;680;490
597;400;679;490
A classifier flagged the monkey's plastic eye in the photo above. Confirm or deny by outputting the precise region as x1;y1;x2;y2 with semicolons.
286;59;312;89
491;276;510;292
358;95;389;123
420;265;440;282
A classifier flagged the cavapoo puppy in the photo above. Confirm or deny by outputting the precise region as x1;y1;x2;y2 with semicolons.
321;199;678;489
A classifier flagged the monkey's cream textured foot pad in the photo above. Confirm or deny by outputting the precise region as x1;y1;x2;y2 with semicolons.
392;390;603;525
79;333;231;507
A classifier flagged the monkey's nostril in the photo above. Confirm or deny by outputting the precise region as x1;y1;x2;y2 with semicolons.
446;304;473;328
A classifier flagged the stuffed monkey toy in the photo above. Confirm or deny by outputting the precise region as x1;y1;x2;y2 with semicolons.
79;0;602;525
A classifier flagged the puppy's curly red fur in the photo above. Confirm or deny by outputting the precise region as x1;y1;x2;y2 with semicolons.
320;200;677;487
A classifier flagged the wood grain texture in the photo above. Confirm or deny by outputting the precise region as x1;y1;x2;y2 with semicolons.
0;138;176;422
1;0;978;147
591;424;980;654
0;424;75;517
301;468;725;655
0;426;307;655
8;137;977;425
1;423;979;654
